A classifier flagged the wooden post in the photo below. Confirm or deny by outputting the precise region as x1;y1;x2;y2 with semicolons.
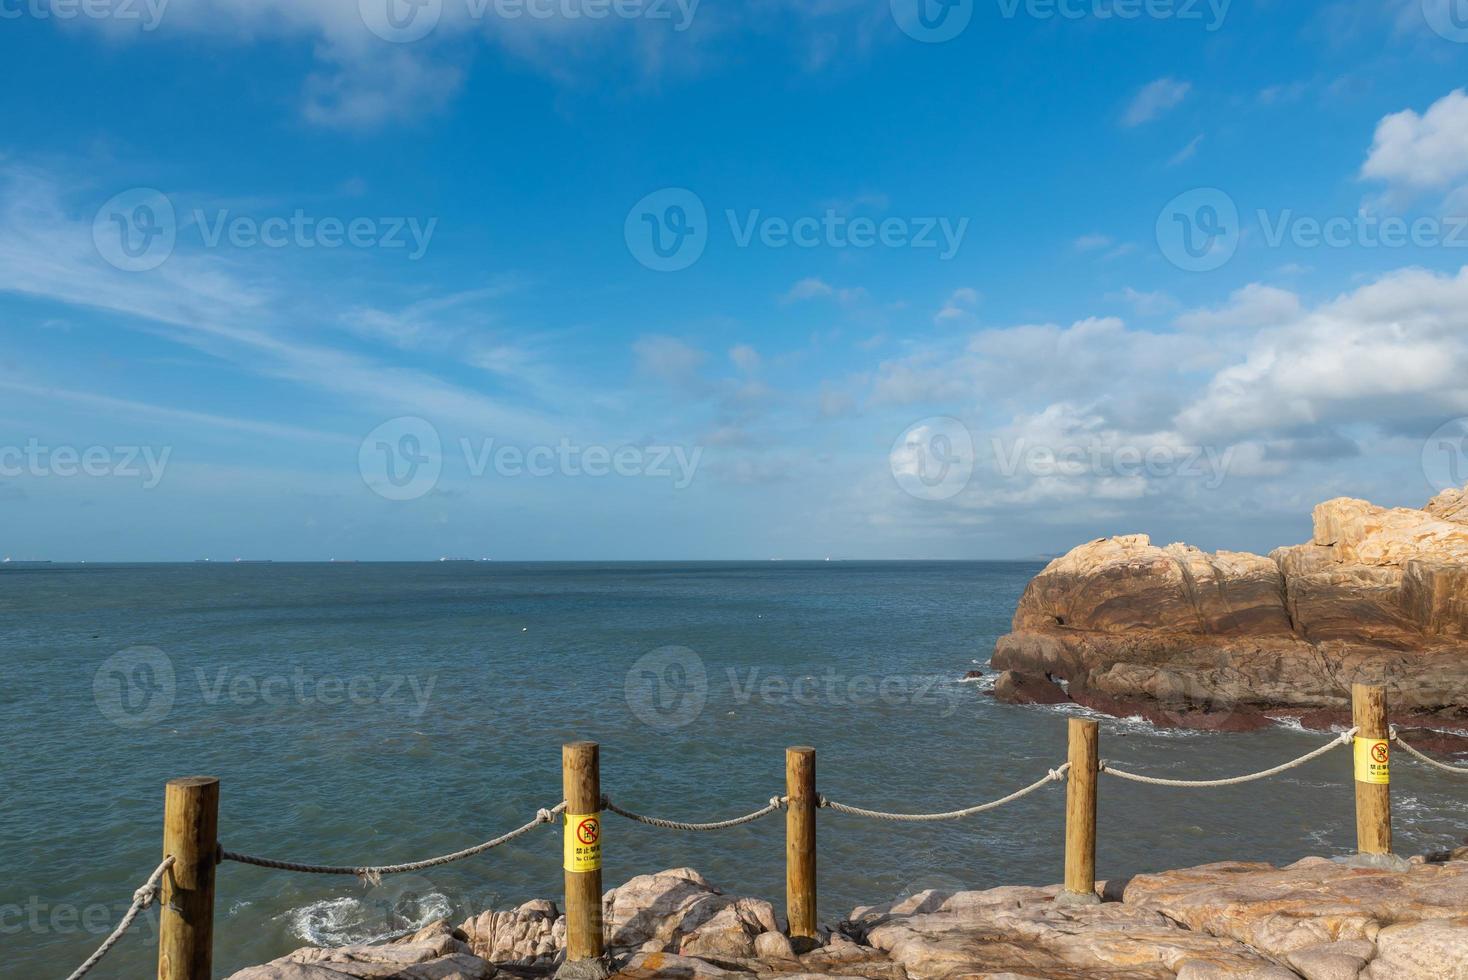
562;742;604;966
1353;684;1392;856
158;776;219;980
785;746;817;940
1063;719;1098;901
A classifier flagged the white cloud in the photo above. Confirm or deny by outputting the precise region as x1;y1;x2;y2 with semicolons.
633;335;706;384
934;287;980;324
0;165;563;441
1175;267;1468;440
1122;77;1191;127
1168;134;1204;166
1110;287;1179;317
1172;283;1303;332
729;344;761;372
1361;89;1468;198
1073;233;1113;252
781;277;864;304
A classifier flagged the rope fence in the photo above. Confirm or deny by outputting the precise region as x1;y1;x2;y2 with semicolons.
602;796;787;831
60;683;1468;980
63;856;173;980
221;803;566;884
1391;726;1468;776
817;764;1069;822
1099;728;1357;788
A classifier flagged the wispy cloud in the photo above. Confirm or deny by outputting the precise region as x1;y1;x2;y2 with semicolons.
1123;77;1192;127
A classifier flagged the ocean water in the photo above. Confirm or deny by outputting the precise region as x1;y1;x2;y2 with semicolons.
4;561;1466;978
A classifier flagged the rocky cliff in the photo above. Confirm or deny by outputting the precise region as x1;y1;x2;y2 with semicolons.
990;485;1468;730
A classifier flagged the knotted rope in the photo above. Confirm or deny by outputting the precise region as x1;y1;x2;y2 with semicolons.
817;765;1069;822
221;803;565;884
1391;726;1468;775
1099;728;1357;788
64;856;174;980
602;796;786;831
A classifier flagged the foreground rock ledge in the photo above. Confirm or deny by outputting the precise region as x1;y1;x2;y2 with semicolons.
990;484;1468;730
226;855;1468;979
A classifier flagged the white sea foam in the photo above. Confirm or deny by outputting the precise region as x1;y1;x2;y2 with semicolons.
281;888;453;947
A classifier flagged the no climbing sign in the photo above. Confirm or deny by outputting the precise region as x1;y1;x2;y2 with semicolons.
564;812;602;872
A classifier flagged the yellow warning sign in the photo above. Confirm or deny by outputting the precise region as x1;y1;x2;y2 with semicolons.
1354;737;1390;785
564;812;602;872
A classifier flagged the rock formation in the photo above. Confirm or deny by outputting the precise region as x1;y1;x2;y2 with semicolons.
990;485;1468;729
224;854;1468;978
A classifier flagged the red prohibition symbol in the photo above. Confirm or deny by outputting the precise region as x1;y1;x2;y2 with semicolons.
576;817;600;845
1371;743;1389;765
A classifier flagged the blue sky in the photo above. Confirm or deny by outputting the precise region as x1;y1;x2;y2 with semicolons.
4;0;1468;560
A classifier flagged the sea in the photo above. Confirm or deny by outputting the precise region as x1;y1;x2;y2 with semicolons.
4;561;1466;977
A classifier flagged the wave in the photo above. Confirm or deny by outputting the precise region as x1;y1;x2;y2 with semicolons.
280;888;453;948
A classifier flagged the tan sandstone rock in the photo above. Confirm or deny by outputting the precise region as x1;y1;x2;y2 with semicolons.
992;485;1468;725
459;898;564;966
224;921;495;979
602;867;779;960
